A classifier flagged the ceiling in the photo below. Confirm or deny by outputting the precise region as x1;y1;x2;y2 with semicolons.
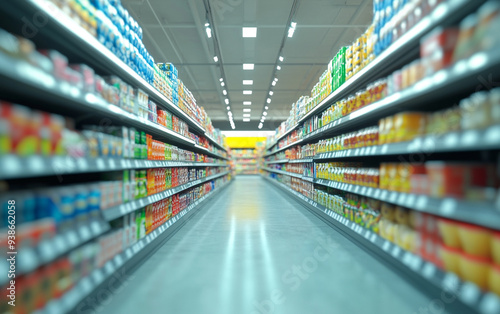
122;0;373;130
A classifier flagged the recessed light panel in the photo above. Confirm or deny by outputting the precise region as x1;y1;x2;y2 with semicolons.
242;27;257;38
243;63;254;70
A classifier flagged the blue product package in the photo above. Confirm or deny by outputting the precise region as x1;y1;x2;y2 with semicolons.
37;188;75;231
74;186;89;223
88;184;101;220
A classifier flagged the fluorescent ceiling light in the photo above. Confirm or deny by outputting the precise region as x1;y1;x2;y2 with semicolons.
243;63;254;70
221;82;225;87
258;124;263;129
243;90;252;95
223;90;227;95
225;99;229;105
263;112;267;116
243;80;253;85
272;81;276;86
205;22;209;27
213;56;218;62
242;27;257;38
219;78;223;82
226;106;230;110
243;101;252;105
277;65;281;70
265;106;268;110
243;114;251;117
243;108;251;112
288;22;297;37
279;56;284;62
267;98;271;103
269;91;273;96
231;125;235;129
243;118;250;122
274;78;278;82
262;116;266;120
206;27;212;38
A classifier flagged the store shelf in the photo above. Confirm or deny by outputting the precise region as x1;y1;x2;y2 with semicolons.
0;53;236;160
102;171;230;221
313;178;500;231
265;123;299;151
0;220;110;287
0;155;228;180
2;0;207;135
232;156;257;159
302;48;500;145
37;180;231;314
288;158;314;163
264;139;303;157
194;145;229;160
262;167;304;180
204;133;226;152
265;176;500;314
299;0;486;125
264;159;289;164
263;0;484;151
314;125;500;161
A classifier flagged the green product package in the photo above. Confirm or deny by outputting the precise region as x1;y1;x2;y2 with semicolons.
140;209;146;239
136;209;141;240
140;170;147;197
141;132;147;159
123;170;129;203
134;170;140;199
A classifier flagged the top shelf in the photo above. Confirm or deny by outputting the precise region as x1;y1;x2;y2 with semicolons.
2;0;225;152
265;0;485;151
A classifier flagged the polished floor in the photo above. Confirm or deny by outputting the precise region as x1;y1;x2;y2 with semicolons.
99;176;435;314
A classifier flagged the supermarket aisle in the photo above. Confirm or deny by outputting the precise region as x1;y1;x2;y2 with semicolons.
99;176;432;314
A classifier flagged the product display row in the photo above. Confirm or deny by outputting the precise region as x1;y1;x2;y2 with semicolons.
230;148;262;175
44;0;224;144
266;173;500;302
266;1;499;153
0;176;230;314
265;176;500;314
0;1;233;312
0;27;225;153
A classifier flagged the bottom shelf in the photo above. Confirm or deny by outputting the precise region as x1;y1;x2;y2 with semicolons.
38;179;231;314
264;176;500;314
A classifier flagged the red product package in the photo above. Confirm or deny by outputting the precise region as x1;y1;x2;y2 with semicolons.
40;112;65;156
39;50;69;81
426;162;466;198
70;64;95;93
420;28;460;57
3;104;41;156
420;28;459;75
172;115;179;133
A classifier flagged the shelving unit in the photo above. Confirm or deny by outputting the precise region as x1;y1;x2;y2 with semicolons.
0;1;231;312
265;0;488;151
265;46;500;157
0;220;110;287
265;176;500;314
260;0;500;309
0;155;228;180
102;171;229;221
37;181;231;314
231;148;261;175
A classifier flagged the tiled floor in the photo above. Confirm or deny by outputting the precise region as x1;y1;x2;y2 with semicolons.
99;176;434;314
